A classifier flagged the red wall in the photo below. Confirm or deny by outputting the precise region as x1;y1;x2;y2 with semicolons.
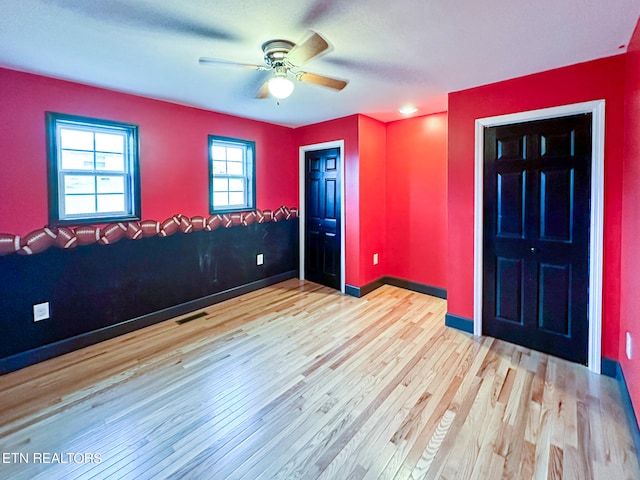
0;67;444;293
358;115;387;285
295;113;448;290
386;112;448;288
295;115;361;286
0;68;297;235
447;55;627;360
621;20;640;419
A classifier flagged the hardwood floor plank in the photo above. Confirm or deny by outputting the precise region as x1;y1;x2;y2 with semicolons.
499;370;534;480
254;301;442;480
0;280;637;480
318;340;463;480
408;374;483;480
438;350;501;480
548;444;564;480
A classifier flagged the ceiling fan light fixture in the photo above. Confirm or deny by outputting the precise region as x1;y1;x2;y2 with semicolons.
268;76;294;99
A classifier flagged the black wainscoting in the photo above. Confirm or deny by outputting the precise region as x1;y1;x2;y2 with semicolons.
0;220;298;369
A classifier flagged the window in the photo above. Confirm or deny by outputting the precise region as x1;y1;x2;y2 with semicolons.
46;112;140;225
209;135;255;213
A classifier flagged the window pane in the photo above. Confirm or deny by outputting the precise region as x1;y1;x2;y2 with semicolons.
213;161;227;175
64;175;95;194
97;176;124;194
227;147;243;161
60;128;94;150
229;191;245;206
50;114;140;223
228;161;243;175
214;192;229;206
61;150;94;170
97;194;125;213
209;136;253;214
95;132;124;153
65;194;96;215
229;178;244;192
95;153;125;171
213;178;228;192
212;146;227;160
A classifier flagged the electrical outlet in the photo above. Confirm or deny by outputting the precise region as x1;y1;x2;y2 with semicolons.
33;302;50;322
257;253;264;266
626;332;633;360
373;253;379;265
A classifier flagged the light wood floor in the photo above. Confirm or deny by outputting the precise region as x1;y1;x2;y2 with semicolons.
0;279;638;480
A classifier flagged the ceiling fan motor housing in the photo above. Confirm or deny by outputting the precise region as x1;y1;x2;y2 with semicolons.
261;39;295;67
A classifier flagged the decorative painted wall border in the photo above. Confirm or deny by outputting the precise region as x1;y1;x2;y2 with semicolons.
0;206;298;256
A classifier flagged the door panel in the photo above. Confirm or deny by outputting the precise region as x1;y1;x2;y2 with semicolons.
497;171;526;238
497;134;526;161
324;232;339;276
307;230;321;272
305;148;341;290
540;169;574;242
495;257;523;324
538;263;570;335
325;179;337;220
483;114;591;363
308;178;320;218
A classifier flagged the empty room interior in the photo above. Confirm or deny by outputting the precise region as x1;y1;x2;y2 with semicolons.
2;1;640;478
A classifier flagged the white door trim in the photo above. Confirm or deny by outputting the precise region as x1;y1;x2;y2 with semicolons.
299;140;346;294
473;100;605;373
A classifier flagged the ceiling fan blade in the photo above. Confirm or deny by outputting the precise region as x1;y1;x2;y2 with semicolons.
49;0;239;41
323;56;425;81
256;81;271;99
286;31;329;66
199;58;267;70
298;72;348;91
298;0;342;27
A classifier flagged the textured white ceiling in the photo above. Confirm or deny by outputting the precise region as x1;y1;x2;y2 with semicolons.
1;0;638;127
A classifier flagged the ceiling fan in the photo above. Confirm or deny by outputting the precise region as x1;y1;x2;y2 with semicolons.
198;31;348;100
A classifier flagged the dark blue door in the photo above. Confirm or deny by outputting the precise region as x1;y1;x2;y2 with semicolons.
305;148;341;290
483;114;591;363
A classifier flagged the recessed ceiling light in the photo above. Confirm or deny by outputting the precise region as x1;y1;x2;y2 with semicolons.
399;105;418;115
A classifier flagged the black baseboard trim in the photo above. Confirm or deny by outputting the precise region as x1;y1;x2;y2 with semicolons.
445;313;474;334
345;276;446;299
0;270;298;375
600;357;640;457
601;357;619;378
345;279;385;298
344;284;360;297
383;276;447;299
